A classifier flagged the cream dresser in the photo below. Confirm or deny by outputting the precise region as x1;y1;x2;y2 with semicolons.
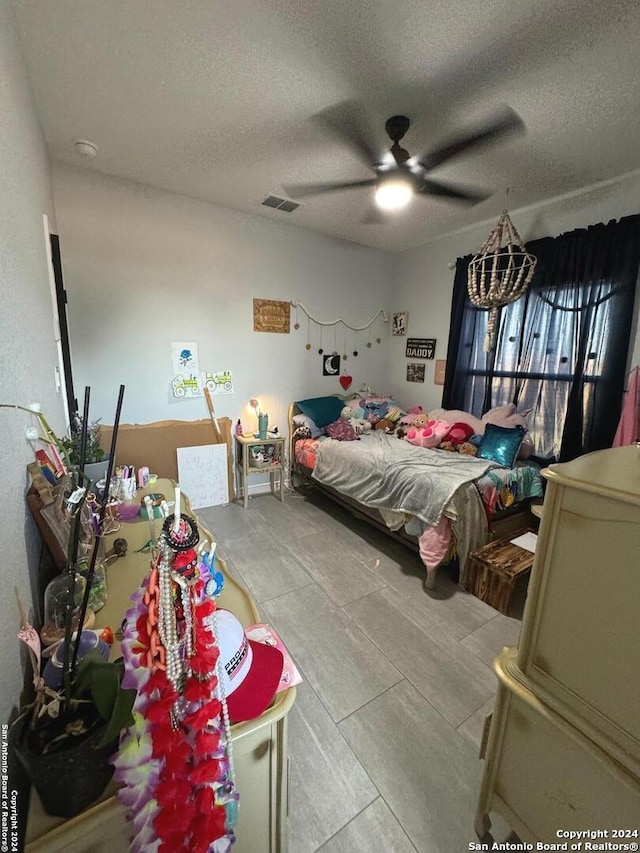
25;481;296;852
476;445;640;841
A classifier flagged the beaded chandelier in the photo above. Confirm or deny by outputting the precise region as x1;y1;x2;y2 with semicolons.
467;211;537;351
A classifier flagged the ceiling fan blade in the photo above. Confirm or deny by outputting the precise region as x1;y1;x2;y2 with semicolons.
283;178;376;199
361;204;390;225
310;101;379;168
420;106;524;171
390;144;411;167
418;178;492;204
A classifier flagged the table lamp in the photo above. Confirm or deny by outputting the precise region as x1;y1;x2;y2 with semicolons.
249;398;260;433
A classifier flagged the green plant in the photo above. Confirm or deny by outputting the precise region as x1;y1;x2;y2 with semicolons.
59;413;106;465
19;503;135;757
20;644;136;756
73;651;135;745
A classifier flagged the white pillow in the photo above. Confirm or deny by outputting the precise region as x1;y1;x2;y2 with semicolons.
293;413;323;438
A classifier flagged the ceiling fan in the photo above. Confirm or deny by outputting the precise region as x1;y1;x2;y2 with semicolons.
283;102;524;221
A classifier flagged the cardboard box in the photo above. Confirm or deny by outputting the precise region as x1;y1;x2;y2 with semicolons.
101;417;235;502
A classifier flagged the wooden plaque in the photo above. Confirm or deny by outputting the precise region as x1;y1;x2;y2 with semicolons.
253;299;291;333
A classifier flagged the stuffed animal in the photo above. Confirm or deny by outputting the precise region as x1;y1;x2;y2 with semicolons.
447;422;475;445
340;406;372;435
424;419;451;447
362;399;390;424
374;418;395;432
428;408;484;435
405;426;432;448
441;437;478;456
405;419;451;448
458;441;478;456
396;411;429;434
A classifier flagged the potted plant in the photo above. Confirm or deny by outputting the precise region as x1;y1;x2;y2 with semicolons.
59;413;110;486
8;386;133;818
11;623;136;817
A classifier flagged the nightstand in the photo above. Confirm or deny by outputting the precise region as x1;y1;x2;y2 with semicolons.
234;434;286;509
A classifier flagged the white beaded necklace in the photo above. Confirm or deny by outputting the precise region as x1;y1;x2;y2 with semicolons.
157;540;182;690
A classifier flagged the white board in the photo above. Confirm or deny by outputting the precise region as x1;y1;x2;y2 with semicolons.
176;443;229;509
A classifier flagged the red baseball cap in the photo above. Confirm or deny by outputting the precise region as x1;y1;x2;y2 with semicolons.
215;609;284;723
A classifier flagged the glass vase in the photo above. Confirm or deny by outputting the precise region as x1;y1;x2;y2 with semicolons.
42;571;82;646
75;556;108;613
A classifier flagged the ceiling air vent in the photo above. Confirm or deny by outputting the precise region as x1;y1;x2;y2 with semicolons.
261;194;301;213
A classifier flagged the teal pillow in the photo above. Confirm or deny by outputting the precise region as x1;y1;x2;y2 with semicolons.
297;396;345;429
477;424;526;468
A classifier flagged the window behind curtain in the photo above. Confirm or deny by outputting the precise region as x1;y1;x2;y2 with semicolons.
443;215;640;461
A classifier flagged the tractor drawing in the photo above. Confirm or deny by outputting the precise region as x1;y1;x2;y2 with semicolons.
203;372;233;393
171;375;200;397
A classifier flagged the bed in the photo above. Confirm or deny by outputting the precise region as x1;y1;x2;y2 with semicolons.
288;394;543;590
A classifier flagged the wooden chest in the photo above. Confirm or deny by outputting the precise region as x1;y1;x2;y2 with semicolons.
466;531;535;615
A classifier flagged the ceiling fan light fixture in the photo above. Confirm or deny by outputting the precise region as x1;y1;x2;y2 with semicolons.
375;177;413;211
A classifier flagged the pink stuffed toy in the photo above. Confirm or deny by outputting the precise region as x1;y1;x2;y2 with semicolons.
405;419;451;448
395;411;429;437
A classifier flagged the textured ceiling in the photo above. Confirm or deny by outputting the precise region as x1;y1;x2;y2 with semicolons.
11;0;640;252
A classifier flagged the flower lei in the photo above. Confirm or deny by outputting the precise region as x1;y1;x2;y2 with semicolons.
113;515;238;852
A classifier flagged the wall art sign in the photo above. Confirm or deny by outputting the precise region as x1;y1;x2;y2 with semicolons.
405;337;436;359
434;359;446;386
406;363;425;383
253;298;291;333
392;312;408;336
322;354;341;376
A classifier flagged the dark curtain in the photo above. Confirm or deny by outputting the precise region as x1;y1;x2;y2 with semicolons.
443;214;640;461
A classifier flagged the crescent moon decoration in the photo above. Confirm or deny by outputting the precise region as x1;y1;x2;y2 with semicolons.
323;354;341;376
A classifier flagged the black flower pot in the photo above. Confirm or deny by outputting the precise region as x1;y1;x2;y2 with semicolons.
10;713;119;819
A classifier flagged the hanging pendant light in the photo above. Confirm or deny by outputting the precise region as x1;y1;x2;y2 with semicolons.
467;210;537;351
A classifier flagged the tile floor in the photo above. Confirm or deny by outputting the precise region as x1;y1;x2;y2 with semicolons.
199;485;523;853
